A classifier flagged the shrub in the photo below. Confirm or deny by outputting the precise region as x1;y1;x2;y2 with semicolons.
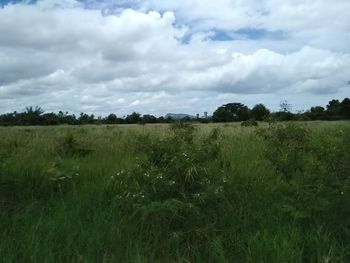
110;123;228;246
310;127;350;182
250;104;270;121
258;123;350;228
257;123;309;180
56;132;91;157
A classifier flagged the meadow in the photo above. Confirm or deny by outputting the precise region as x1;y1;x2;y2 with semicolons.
0;121;349;262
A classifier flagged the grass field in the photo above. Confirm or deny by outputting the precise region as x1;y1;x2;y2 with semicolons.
0;121;349;262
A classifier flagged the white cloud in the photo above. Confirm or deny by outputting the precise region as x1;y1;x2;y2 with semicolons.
0;0;349;115
139;0;350;52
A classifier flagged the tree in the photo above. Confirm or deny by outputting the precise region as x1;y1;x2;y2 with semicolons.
340;98;350;119
250;104;270;121
276;100;295;121
326;99;342;119
213;103;250;122
307;106;326;120
22;106;44;125
142;114;157;124
42;112;59;125
64;114;78;125
279;100;292;113
105;113;118;124
125;112;141;124
25;106;44;116
78;113;94;124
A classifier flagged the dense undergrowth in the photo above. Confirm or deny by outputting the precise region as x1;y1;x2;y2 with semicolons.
0;122;349;262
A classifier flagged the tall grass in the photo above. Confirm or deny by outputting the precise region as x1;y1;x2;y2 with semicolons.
0;122;349;262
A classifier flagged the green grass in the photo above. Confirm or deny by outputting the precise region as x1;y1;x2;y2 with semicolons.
0;121;349;262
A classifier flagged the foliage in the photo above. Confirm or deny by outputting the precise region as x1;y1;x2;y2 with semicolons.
110;123;227;244
257;123;310;180
0;122;349;262
250;103;270;120
141;114;157;124
125;112;142;124
56;132;91;157
0;97;349;126
307;106;326;120
279;100;292;112
272;111;295;121
105;113;124;124
213;102;250;122
257;123;350;229
326;98;350;119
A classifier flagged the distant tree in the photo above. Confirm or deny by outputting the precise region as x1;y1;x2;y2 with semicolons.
305;106;326;120
275;100;295;121
0;112;16;126
64;114;78;125
157;116;165;123
125;112;141;124
42;112;59;125
327;99;340;111
25;106;44;116
340;98;350;119
279;100;292;113
95;116;103;125
213;103;250;122
326;99;342;120
1;97;349;126
105;113;118;124
142;114;157;124
310;106;325;113
166;117;174;123
250;104;270;121
273;111;295;121
22;106;44;125
78;113;94;124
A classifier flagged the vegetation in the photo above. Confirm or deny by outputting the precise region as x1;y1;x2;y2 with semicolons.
0;98;349;126
0;121;349;262
250;103;271;121
241;119;258;127
213;103;250;122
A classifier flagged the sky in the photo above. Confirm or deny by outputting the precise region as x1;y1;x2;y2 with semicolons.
0;0;349;116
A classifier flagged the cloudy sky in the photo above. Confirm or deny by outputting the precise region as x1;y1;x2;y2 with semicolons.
0;0;349;116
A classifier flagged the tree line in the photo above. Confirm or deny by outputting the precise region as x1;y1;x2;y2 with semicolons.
0;98;349;126
213;98;350;122
0;107;169;126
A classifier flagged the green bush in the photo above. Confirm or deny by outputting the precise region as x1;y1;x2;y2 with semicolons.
110;123;228;248
257;123;310;180
258;123;350;232
56;132;91;157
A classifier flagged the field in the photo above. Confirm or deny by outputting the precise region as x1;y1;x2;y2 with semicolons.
0;122;349;262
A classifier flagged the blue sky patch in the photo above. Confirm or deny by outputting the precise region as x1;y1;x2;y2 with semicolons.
78;0;139;9
234;28;287;40
209;28;288;42
209;30;234;41
0;0;36;6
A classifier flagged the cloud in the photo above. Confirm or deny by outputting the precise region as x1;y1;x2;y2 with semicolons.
138;0;350;52
0;0;349;115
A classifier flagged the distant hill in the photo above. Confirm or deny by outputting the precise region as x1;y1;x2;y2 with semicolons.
165;113;195;120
